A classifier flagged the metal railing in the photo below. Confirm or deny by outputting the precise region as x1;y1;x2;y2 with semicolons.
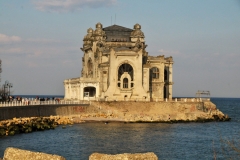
0;97;210;107
0;100;90;107
164;98;210;102
90;97;210;102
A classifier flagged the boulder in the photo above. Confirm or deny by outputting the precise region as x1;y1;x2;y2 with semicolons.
89;152;158;160
3;147;66;160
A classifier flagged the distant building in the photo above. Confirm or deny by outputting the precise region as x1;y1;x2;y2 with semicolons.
64;23;173;101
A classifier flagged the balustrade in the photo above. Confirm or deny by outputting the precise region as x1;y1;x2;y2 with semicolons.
0;97;210;107
0;100;90;107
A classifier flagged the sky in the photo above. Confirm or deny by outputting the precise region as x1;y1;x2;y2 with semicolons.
0;0;240;98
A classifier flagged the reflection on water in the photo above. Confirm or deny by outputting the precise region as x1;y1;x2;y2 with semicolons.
0;98;240;160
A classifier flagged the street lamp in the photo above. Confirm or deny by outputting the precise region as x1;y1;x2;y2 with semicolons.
3;81;13;98
8;83;13;96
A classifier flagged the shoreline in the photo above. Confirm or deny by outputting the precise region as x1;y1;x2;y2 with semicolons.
74;115;231;124
0;100;231;136
0;115;231;137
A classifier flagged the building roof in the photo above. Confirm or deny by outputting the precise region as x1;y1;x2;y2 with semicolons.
103;24;133;32
103;24;133;42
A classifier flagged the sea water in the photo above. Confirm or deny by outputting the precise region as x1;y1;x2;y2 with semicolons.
0;98;239;160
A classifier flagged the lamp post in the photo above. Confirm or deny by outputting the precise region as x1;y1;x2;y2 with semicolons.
8;83;13;96
3;81;13;100
3;81;8;97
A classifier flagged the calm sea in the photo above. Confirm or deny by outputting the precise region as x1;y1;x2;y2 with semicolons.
0;98;239;160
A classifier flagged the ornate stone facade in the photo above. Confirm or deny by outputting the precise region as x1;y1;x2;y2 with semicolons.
64;23;173;101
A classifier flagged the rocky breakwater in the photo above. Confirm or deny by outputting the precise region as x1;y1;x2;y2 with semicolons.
1;147;157;160
78;101;231;123
202;101;231;122
0;116;74;136
2;147;66;160
89;152;158;160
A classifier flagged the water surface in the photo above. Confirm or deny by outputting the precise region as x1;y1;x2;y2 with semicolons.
0;98;239;160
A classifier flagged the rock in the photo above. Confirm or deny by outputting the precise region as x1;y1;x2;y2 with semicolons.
0;129;5;136
3;147;66;160
89;152;158;160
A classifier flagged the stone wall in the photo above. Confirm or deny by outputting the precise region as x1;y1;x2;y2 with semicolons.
0;104;89;120
0;101;229;122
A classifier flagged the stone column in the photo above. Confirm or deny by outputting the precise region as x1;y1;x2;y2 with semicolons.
168;63;173;100
77;84;80;100
68;83;72;99
96;82;100;100
79;83;84;101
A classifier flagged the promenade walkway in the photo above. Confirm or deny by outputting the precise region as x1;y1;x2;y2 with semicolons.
0;98;210;107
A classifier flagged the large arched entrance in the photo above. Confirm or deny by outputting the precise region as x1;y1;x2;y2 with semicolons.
84;87;96;97
118;63;133;81
117;63;134;89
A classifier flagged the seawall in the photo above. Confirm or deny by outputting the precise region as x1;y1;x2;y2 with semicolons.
0;101;230;122
0;104;90;121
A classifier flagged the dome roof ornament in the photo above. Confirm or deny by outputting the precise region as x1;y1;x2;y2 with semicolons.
83;28;93;41
94;22;106;40
96;22;103;29
87;28;93;34
82;28;94;51
131;23;145;38
134;23;141;30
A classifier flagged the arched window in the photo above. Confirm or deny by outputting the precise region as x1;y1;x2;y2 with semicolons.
123;78;128;88
150;67;159;79
118;63;133;80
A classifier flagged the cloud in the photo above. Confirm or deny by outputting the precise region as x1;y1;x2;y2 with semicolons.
158;49;180;56
0;47;23;54
32;0;117;13
0;36;72;53
9;36;78;59
0;34;21;43
26;38;63;44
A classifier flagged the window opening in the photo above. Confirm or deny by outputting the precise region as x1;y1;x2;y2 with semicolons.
150;67;159;79
123;78;128;88
164;69;168;81
131;83;134;88
84;87;96;97
118;63;133;81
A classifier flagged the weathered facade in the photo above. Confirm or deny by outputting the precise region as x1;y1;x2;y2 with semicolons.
64;23;173;101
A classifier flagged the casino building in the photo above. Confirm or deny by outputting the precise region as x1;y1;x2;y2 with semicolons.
64;23;173;101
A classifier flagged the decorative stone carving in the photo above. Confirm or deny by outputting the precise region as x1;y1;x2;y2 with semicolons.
81;69;84;77
83;28;93;41
130;24;145;38
92;23;107;59
94;22;106;40
132;38;143;51
87;58;93;78
81;28;94;51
